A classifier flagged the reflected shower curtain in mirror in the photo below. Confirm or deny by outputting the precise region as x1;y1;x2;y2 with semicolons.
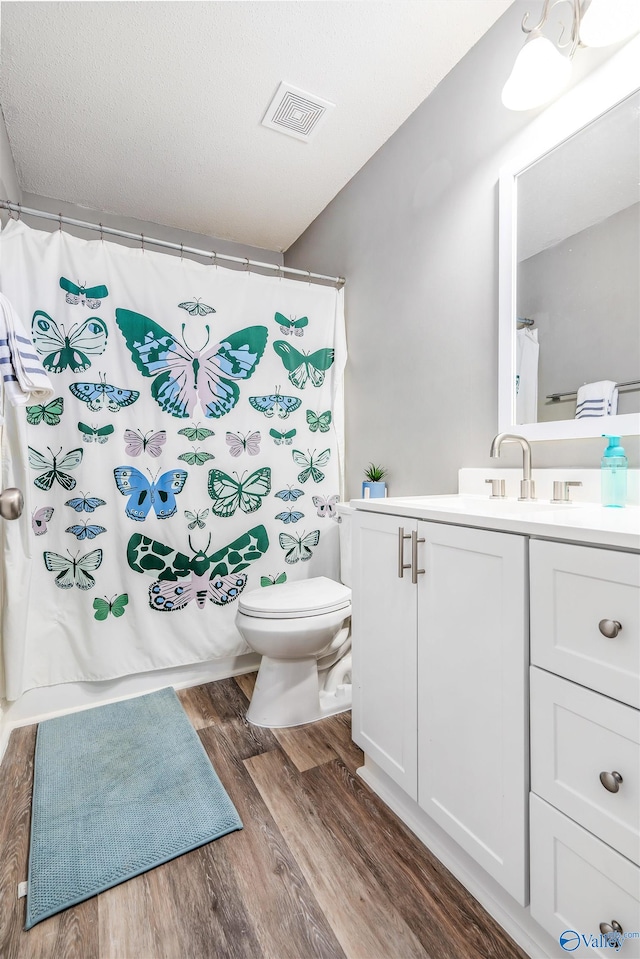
516;327;539;425
0;220;345;699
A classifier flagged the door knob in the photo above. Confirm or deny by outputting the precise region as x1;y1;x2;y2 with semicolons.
0;487;23;520
599;770;623;793
599;619;622;638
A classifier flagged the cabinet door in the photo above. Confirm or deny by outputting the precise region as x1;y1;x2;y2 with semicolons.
351;510;418;799
417;522;529;905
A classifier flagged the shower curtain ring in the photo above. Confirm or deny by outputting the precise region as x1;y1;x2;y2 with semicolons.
211;251;217;269
58;213;63;232
180;243;184;261
99;222;104;243
244;257;250;273
16;202;22;221
140;233;145;252
307;270;312;285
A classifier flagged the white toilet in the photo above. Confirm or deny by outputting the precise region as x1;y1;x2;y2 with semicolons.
236;503;354;728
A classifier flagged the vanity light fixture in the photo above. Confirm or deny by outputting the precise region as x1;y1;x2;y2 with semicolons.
502;0;640;111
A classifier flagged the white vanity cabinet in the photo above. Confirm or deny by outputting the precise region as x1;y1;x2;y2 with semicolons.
351;510;529;905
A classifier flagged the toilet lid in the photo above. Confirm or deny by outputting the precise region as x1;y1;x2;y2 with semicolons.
238;576;351;619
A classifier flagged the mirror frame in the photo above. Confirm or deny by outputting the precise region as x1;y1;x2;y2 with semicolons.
498;37;640;441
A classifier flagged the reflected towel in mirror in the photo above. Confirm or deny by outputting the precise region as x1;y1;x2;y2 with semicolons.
575;380;618;418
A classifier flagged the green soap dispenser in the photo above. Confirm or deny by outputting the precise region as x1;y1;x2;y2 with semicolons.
601;435;627;508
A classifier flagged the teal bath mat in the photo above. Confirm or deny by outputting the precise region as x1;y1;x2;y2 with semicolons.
26;687;242;929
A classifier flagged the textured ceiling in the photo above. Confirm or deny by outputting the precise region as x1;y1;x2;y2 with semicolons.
0;1;513;251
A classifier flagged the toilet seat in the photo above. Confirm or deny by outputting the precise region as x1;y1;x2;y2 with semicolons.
239;576;351;619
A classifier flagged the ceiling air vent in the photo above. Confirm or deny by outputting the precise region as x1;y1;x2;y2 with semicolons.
262;82;335;142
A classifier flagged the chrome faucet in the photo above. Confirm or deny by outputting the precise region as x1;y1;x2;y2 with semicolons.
490;433;536;501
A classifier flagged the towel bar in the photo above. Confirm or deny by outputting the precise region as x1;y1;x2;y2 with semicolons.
547;380;640;402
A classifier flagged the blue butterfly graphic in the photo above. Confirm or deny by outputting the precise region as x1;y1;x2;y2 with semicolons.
249;387;301;419
65;522;107;540
65;493;106;513
114;310;267;419
275;487;305;502
113;466;188;521
275;509;304;524
70;375;139;413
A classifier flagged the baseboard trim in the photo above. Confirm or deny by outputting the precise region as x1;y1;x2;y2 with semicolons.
358;758;558;959
0;653;260;763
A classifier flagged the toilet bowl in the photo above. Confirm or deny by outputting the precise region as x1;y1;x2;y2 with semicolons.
236;504;354;728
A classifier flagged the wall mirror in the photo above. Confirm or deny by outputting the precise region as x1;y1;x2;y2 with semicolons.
498;44;640;441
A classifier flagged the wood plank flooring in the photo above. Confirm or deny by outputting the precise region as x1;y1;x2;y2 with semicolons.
0;675;528;959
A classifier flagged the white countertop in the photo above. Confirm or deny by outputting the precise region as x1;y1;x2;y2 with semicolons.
350;494;640;551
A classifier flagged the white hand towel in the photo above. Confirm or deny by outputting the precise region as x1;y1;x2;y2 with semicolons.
575;380;618;419
0;291;53;408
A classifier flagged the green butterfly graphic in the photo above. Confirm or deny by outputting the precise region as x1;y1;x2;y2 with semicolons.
177;423;216;442
207;467;271;518
306;410;332;433
261;572;287;587
26;397;64;426
178;448;216;466
127;526;269;610
43;548;102;589
275;312;308;336
273;341;334;389
178;298;216;316
32;310;108;373
78;422;115;444
292;448;331;484
278;530;320;564
60;277;108;309
269;428;296;446
93;593;129;621
184;508;209;530
29;446;83;491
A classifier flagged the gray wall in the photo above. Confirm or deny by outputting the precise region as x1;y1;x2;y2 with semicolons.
518;203;640;422
285;3;639;497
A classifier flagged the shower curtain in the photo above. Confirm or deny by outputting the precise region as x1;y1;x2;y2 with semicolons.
516;327;539;425
0;219;345;700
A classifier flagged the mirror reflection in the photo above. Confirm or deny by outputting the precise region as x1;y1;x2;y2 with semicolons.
515;90;640;425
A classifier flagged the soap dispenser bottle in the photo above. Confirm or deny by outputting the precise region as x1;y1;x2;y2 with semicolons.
601;435;627;508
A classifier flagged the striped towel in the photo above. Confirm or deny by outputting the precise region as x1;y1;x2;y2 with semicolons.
575;380;619;419
0;291;53;409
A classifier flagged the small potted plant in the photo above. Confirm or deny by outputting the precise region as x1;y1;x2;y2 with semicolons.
362;463;388;499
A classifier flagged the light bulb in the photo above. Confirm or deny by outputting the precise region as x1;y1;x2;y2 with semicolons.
502;32;573;111
580;0;640;47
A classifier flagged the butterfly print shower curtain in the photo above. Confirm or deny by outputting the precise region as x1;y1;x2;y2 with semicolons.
0;220;345;699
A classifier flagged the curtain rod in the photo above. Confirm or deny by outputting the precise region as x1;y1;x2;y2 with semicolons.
0;200;345;287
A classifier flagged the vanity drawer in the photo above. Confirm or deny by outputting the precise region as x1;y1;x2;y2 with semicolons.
531;667;640;864
530;794;640;958
530;540;640;708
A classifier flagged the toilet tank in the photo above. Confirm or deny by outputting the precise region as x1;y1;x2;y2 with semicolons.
336;502;355;587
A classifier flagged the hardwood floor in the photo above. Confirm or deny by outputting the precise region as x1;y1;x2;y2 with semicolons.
0;675;528;959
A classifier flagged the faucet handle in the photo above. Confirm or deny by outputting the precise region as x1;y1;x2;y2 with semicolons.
551;480;582;504
485;478;506;499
